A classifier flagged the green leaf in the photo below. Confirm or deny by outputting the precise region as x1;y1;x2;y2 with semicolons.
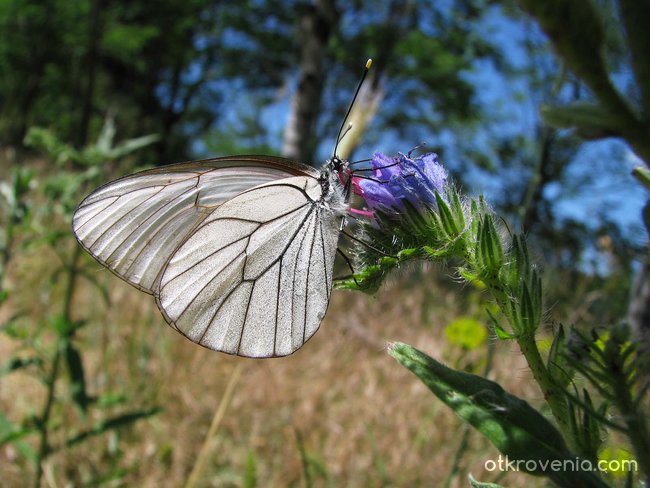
457;267;482;285
389;342;609;487
110;133;160;159
578;389;604;461
541;103;619;139
469;198;481;245
486;309;515;340
468;474;506;488
493;323;514;340
547;325;573;389
397;248;420;260
0;413;37;461
51;314;87;338
96;392;128;408
95;115;117;154
0;356;43;376
423;244;453;259
1;321;29;340
62;407;161;449
23;127;77;166
65;342;93;413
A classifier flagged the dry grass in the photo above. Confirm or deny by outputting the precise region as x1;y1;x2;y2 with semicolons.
0;153;546;486
1;244;547;487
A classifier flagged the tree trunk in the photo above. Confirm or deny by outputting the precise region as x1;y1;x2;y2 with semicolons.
78;0;104;148
282;0;338;164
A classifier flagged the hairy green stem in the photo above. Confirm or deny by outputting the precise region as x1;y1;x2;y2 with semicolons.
33;246;80;487
33;339;63;488
516;333;574;450
482;279;575;450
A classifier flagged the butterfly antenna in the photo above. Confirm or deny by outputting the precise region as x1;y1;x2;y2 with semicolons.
333;58;373;159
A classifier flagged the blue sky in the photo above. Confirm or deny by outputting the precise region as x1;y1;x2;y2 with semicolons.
190;4;647;271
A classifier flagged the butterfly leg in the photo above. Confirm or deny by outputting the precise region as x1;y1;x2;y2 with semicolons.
334;248;361;286
341;229;393;257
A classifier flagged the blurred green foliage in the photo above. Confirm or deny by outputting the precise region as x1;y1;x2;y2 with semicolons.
444;317;488;350
0;120;160;486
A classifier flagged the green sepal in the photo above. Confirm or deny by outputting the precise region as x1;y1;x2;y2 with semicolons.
486;308;516;340
547;324;573;389
476;214;504;275
449;187;466;232
435;192;460;238
458;267;480;284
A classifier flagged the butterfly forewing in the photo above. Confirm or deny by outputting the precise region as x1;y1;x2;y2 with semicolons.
155;176;342;357
72;156;319;294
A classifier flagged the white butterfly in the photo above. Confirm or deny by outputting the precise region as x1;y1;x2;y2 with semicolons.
73;60;377;358
73;151;357;358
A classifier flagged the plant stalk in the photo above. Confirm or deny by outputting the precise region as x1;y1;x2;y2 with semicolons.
517;333;575;451
33;246;81;487
184;363;242;488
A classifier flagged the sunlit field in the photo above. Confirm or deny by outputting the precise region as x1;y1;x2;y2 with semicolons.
0;161;542;486
0;151;540;487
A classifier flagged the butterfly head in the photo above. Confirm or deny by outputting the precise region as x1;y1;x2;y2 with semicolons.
321;155;351;188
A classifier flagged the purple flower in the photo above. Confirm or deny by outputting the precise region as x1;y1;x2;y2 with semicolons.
353;151;448;219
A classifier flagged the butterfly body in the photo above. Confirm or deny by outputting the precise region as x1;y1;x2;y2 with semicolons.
74;155;350;357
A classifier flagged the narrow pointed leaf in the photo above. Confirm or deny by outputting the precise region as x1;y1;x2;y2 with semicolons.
468;475;506;488
0;356;43;376
62;407;161;449
65;342;92;413
541;103;619;139
547;325;573;389
389;342;609;487
436;192;459;237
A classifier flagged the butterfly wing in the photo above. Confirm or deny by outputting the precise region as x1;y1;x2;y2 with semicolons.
155;175;343;357
73;155;319;294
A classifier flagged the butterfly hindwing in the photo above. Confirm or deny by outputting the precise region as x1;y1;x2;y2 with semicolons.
156;176;342;357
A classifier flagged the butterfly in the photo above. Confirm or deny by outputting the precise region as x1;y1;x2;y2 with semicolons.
72;60;373;358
